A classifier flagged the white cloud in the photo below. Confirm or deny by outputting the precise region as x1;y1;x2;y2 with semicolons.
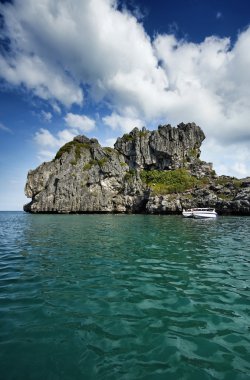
104;137;116;147
65;113;95;132
0;0;250;176
34;127;78;162
34;128;58;148
0;53;83;107
51;103;61;114
0;0;157;109
37;149;55;162
154;31;250;139
232;162;248;178
34;114;95;162
35;128;77;148
41;111;52;122
0;122;12;134
103;112;144;133
57;129;77;144
201;139;250;178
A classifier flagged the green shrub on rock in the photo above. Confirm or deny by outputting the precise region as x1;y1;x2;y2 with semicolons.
54;141;91;161
140;168;199;194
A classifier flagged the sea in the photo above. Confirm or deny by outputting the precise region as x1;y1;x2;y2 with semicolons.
0;211;250;380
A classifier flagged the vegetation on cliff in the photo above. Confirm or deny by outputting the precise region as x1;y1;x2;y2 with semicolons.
54;140;91;161
140;169;209;194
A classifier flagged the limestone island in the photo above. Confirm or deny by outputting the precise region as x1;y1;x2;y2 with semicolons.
24;122;250;215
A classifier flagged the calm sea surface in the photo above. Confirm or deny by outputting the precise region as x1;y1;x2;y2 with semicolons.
0;212;250;380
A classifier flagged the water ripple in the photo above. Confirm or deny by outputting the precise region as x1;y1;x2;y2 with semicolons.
0;213;250;379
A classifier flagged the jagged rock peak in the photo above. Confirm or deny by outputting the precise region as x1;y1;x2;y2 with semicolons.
114;122;205;171
73;135;90;143
73;135;100;145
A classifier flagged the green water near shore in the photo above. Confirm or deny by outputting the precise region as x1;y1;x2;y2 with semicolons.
0;212;250;379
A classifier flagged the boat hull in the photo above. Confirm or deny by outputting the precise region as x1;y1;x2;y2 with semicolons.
182;208;217;219
193;213;217;219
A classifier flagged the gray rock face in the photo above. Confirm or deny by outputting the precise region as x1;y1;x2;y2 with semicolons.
24;123;250;215
114;122;205;171
24;135;147;213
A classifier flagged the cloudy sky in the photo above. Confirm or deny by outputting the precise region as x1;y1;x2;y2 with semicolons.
0;0;250;210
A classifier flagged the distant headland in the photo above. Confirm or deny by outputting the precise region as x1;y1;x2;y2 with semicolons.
24;122;250;215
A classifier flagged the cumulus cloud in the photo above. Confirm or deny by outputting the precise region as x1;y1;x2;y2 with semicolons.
0;53;83;107
0;0;157;109
65;113;95;132
103;112;144;133
34;128;58;148
154;31;250;143
0;0;250;176
202;138;250;178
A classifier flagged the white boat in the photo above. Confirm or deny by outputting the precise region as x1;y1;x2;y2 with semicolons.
193;208;217;219
182;208;217;219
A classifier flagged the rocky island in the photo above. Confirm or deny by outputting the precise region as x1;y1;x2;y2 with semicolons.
24;122;250;215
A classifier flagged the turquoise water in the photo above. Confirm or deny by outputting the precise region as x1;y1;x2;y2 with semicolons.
0;212;250;380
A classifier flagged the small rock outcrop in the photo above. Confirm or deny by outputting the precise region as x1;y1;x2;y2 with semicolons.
24;123;250;215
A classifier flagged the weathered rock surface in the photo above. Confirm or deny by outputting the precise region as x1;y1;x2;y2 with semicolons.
24;136;145;213
24;123;250;215
114;122;205;171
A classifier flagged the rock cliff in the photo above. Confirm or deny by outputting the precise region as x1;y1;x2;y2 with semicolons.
114;122;205;171
24;123;250;215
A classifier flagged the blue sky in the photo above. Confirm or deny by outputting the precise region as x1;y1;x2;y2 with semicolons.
0;0;250;210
